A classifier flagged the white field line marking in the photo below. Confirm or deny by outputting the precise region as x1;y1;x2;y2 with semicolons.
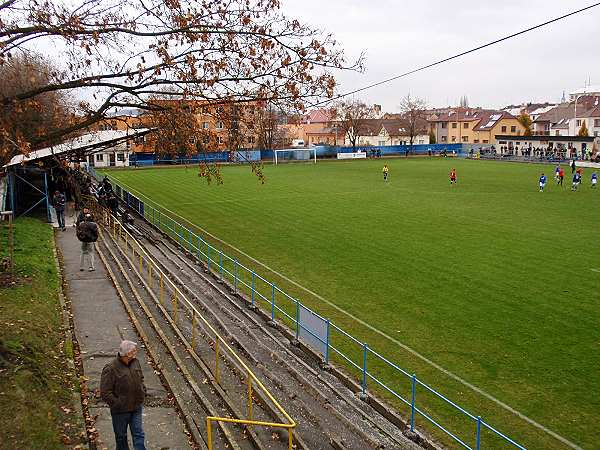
591;268;600;273
111;175;583;450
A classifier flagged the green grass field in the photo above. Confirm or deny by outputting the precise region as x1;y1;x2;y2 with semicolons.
103;158;600;450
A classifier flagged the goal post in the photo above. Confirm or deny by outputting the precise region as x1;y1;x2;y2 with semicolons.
273;148;317;165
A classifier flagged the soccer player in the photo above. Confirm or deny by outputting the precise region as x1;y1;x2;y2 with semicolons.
382;164;389;181
558;167;564;187
449;168;457;185
539;173;547;192
572;171;580;191
554;165;560;182
591;171;597;188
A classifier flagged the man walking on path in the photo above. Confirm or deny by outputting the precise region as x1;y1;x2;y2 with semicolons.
101;340;147;450
76;213;98;271
53;190;66;231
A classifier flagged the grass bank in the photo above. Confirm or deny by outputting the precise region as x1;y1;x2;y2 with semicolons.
0;218;85;449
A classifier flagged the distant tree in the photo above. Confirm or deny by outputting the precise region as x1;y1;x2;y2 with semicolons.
429;129;437;144
333;100;376;149
0;54;71;165
256;103;288;150
0;0;362;165
578;121;589;137
399;94;428;147
517;113;533;136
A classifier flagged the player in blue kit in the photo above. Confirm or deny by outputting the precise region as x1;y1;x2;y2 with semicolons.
539;173;547;192
592;172;597;188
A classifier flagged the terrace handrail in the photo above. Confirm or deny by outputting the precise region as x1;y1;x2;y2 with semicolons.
89;167;527;450
86;197;297;450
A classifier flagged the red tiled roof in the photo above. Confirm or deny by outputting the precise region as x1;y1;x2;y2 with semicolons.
303;109;335;124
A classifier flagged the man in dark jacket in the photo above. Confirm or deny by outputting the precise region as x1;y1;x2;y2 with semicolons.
101;340;147;450
52;190;66;231
76;214;98;271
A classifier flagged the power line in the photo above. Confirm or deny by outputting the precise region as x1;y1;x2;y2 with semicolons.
316;2;600;106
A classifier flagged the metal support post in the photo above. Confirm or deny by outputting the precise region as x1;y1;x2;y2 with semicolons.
411;374;416;432
325;320;330;364
271;283;276;321
43;172;51;223
476;416;482;450
295;300;300;340
219;249;223;281
362;343;368;396
251;271;255;307
207;245;211;272
206;418;212;450
233;258;238;293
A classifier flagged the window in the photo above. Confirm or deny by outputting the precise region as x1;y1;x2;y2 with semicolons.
217;106;224;113
217;136;223;144
474;139;479;143
418;140;424;144
216;121;223;129
134;136;145;144
126;141;131;150
462;136;468;142
202;136;209;144
501;126;507;132
189;137;196;145
441;136;447;142
96;154;104;162
117;153;125;162
202;106;209;113
595;119;600;127
483;140;489;144
451;136;456;142
595;131;599;137
511;126;517;133
452;123;457;129
463;123;469;129
576;120;582;127
248;107;255;115
378;140;386;146
441;123;447;129
247;136;255;144
203;122;209;129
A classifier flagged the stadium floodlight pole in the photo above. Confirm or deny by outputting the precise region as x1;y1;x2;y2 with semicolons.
312;2;600;107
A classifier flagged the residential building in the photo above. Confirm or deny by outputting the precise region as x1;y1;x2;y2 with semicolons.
472;111;525;144
343;118;429;147
429;108;522;144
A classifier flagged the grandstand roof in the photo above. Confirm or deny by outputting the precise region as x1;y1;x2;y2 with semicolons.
4;129;151;168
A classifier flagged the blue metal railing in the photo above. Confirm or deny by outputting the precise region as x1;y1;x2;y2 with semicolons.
89;166;527;450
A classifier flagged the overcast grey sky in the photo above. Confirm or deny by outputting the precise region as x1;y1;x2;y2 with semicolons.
281;0;600;112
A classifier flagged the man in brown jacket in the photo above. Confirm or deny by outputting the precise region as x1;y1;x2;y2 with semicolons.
100;340;147;450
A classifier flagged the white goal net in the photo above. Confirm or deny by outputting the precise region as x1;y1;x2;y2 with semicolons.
273;148;317;165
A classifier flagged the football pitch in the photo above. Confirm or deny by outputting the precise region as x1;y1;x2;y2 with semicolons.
103;158;600;449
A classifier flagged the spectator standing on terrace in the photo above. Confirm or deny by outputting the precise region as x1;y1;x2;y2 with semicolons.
101;340;147;450
52;190;66;231
76;206;92;226
382;164;389;182
592;172;598;188
76;214;98;271
539;173;547;192
571;159;576;174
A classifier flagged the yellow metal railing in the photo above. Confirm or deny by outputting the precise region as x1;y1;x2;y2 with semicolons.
87;202;297;449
